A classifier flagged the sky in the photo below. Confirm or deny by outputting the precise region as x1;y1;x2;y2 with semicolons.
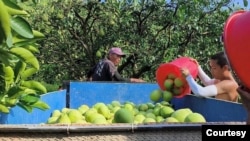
232;0;250;10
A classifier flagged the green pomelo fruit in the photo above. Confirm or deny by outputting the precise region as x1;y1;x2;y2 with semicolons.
51;110;61;117
174;77;185;87
153;106;161;116
165;117;179;122
96;50;102;58
184;112;206;123
156;116;164;123
67;109;83;123
78;104;89;114
61;108;70;113
93;102;106;110
106;104;113;110
47;116;58;124
171;108;193;122
164;79;174;90
84;109;98;121
172;87;184;96
155;103;163;107
160;106;175;118
137;111;146;116
124;103;134;111
150;89;162;102
124;101;135;107
79;104;89;109
57;113;71;124
98;106;111;119
111;106;121;113
133;108;139;115
143;117;156;123
146;108;154;113
134;114;146;123
111;100;121;107
74;119;88;124
146;102;155;109
92;117;108;124
167;73;176;80
78;107;88;115
138;103;148;111
114;108;134;123
88;113;106;123
160;101;171;106
145;112;156;119
162;90;173;102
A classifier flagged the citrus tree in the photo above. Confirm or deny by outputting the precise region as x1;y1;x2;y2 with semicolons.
0;0;49;113
26;0;247;84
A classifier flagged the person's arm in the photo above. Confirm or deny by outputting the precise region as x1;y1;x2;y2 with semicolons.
197;66;217;86
113;71;130;82
189;58;217;85
186;75;217;97
113;71;145;82
181;67;217;97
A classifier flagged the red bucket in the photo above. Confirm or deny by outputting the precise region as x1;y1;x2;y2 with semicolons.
156;57;198;98
223;10;250;89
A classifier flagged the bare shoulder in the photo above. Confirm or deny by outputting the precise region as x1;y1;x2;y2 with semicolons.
216;79;238;90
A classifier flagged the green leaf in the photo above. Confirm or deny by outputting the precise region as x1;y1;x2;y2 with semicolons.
14;61;26;83
31;100;50;111
6;34;13;47
13;38;37;47
10;47;39;70
0;48;13;65
0;103;10;113
32;30;45;39
22;44;40;53
32;0;41;4
2;0;23;10
17;102;33;113
7;86;25;98
4;66;14;84
20;94;40;105
20;68;38;80
21;80;47;94
11;16;34;39
4;97;18;107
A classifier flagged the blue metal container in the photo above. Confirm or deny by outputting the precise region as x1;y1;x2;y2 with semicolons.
0;82;247;124
69;82;247;122
171;95;247;122
0;90;66;124
69;82;159;108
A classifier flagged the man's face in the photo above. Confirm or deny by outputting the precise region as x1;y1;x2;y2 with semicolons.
209;59;223;79
109;53;122;66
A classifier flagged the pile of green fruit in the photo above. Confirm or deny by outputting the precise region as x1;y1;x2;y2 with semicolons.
163;73;187;97
46;99;206;125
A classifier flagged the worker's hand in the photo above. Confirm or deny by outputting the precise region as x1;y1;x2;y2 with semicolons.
131;78;145;83
181;68;190;78
189;58;200;67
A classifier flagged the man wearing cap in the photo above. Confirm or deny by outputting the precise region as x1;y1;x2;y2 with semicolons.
88;47;145;82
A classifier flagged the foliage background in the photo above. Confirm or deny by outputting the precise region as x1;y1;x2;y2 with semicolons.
21;0;249;88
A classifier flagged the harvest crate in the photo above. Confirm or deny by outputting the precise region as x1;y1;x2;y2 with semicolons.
0;82;247;124
0;82;247;141
68;81;247;122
